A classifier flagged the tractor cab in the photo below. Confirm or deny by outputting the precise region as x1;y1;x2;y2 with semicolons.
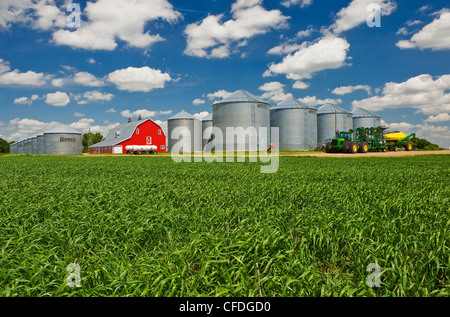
331;130;353;147
326;130;359;153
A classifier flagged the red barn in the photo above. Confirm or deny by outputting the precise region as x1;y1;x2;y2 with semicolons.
89;118;167;154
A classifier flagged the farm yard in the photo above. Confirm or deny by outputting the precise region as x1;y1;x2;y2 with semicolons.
0;155;448;297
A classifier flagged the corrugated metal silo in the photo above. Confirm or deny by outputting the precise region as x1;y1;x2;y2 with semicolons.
31;136;38;155
36;133;44;155
25;138;32;155
44;125;82;155
270;97;317;150
18;141;23;154
317;104;353;146
201;113;213;152
167;111;202;153
352;108;382;129
212;90;270;151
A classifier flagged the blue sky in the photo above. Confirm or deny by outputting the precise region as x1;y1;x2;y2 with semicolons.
0;0;449;147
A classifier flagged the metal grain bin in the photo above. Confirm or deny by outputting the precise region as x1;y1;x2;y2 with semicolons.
25;138;32;155
202;113;213;152
167;111;202;153
44;125;82;155
18;141;24;154
36;133;44;155
352;107;382;129
31;136;38;155
21;139;26;154
212;90;270;151
270;97;317;150
317;104;353;147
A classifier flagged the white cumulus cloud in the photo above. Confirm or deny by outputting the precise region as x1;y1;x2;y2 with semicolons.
266;35;350;81
192;98;206;105
52;0;181;50
424;113;450;123
193;111;210;120
73;72;105;87
207;90;233;100
75;91;114;104
298;96;343;107
0;58;49;86
330;0;397;34
352;74;450;115
332;85;372;95
184;0;289;58
108;67;171;92
120;109;173;119
281;0;313;8
258;81;292;102
396;11;450;51
45;91;70;107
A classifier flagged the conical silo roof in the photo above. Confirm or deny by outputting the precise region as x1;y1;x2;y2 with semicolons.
44;125;82;134
212;89;269;105
317;103;350;114
271;97;315;110
168;110;196;120
351;107;381;118
202;113;212;121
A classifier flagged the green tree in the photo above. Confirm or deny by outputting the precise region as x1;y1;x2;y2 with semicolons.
0;138;11;154
411;137;440;150
82;133;104;152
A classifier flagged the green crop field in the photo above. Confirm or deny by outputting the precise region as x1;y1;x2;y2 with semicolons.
0;155;449;297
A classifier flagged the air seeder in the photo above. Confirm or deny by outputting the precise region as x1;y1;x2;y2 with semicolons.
325;126;416;153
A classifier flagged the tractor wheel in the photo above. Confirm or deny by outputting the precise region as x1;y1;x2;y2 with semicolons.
358;142;369;153
342;142;351;153
393;145;398;152
325;142;333;153
404;142;412;151
350;143;358;154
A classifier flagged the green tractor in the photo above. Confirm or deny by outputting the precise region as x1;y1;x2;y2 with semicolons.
325;130;361;153
325;126;416;154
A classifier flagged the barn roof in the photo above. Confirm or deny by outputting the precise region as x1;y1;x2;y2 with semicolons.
89;119;162;148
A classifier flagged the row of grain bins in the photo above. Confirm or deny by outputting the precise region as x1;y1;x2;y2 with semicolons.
167;89;382;152
10;125;82;155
